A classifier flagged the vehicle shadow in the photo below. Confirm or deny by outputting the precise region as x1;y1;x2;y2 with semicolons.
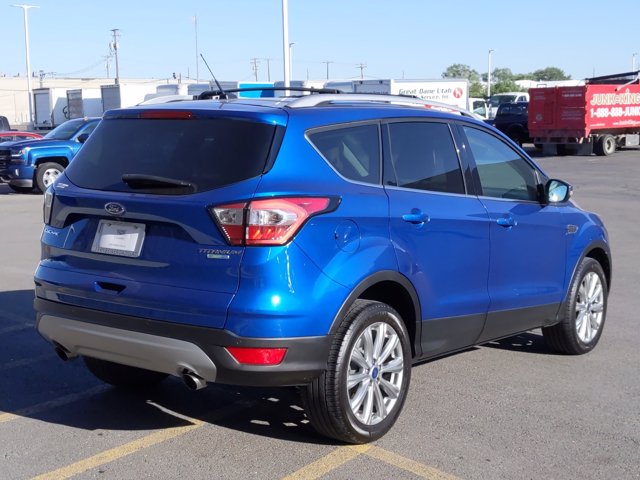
0;289;330;445
484;330;557;355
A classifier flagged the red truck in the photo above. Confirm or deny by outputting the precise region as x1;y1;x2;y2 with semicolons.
529;71;640;156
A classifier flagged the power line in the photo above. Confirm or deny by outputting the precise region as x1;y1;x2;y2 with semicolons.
250;58;260;81
356;63;367;79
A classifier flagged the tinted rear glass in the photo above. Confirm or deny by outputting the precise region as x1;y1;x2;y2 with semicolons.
65;117;276;193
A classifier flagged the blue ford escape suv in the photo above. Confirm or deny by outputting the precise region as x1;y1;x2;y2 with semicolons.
35;90;611;444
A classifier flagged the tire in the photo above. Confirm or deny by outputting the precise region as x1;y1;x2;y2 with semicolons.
542;258;608;354
35;162;64;193
302;300;412;443
596;134;616;156
84;356;169;389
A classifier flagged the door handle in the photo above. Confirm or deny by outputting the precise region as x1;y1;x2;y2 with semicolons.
402;210;430;225
496;215;516;228
94;281;126;295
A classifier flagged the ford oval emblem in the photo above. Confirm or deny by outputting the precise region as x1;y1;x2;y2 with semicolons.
104;202;126;216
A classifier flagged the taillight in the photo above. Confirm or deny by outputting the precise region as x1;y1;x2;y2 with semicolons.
211;197;333;246
43;189;54;225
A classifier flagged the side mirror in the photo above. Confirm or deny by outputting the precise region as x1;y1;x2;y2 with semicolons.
77;133;89;144
545;179;572;203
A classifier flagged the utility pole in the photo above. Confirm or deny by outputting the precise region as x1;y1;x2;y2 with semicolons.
633;53;638;72
356;63;367;79
13;4;38;128
322;60;333;80
262;58;273;81
487;49;494;99
110;29;120;85
251;58;260;81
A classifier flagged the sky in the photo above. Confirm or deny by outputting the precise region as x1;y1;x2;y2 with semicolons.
2;0;639;83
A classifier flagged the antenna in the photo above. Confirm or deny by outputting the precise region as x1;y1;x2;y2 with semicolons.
200;53;228;99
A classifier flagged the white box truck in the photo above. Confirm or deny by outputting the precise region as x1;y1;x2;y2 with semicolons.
33;87;69;129
101;84;159;111
352;79;469;109
66;89;103;119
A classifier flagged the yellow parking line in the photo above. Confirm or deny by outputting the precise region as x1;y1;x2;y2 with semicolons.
0;385;110;424
363;446;462;480
30;401;253;480
281;445;369;480
31;420;205;480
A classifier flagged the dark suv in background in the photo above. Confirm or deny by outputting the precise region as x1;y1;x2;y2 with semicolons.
491;101;531;146
35;90;611;443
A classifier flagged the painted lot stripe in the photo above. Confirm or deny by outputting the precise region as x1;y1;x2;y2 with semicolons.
0;385;110;424
363;445;462;480
281;444;461;480
29;401;254;480
280;445;365;480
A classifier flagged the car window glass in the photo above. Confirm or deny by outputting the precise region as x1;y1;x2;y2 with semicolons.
463;126;538;201
387;122;464;194
79;122;98;137
308;124;380;184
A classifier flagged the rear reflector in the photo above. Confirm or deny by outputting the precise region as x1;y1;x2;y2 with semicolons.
225;347;287;365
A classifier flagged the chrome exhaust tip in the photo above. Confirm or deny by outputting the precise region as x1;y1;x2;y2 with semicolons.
182;370;207;391
54;344;76;362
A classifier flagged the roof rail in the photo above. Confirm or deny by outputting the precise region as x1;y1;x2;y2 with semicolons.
286;94;482;119
197;86;343;100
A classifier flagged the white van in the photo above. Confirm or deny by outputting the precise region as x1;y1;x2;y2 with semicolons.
487;92;530;119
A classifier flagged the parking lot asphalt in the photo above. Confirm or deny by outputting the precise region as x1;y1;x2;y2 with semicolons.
1;148;639;479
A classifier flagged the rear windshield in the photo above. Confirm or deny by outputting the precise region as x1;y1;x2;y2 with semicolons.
65;117;277;193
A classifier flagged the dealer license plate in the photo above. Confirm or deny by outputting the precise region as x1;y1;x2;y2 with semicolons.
91;220;146;257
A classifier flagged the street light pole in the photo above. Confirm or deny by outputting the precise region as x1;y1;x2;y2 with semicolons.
110;28;120;85
633;53;638;72
288;42;295;80
487;49;494;99
282;0;290;88
13;4;38;128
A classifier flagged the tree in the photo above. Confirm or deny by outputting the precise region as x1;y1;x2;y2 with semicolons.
491;67;514;83
442;64;480;83
531;67;571;81
469;82;485;98
492;80;521;94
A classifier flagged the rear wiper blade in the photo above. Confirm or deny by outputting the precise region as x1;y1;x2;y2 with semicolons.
122;174;195;190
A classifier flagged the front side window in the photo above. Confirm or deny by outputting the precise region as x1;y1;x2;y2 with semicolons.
463;126;539;201
386;122;465;194
308;124;380;184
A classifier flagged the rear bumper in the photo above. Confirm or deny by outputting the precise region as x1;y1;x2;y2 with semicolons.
35;297;332;387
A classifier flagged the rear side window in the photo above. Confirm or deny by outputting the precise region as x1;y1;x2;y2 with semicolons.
386;122;465;194
65;117;277;193
308;124;380;184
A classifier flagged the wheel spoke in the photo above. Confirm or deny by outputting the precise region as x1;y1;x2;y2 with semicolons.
576;310;588;340
363;328;374;364
379;377;400;399
372;323;386;360
372;383;387;419
348;372;369;390
350;348;369;370
589;283;602;303
350;381;369;413
380;356;404;375
378;333;399;365
362;385;374;424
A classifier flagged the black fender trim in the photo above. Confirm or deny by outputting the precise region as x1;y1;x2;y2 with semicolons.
328;270;422;357
551;239;612;326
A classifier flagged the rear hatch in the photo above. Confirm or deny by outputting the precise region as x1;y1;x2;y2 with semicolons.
38;106;286;328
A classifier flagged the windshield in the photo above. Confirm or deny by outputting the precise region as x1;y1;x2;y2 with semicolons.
43;119;87;140
65;117;278;194
489;95;517;107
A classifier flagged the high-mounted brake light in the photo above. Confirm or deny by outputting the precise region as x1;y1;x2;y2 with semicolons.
225;347;287;365
211;197;333;246
140;110;193;119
